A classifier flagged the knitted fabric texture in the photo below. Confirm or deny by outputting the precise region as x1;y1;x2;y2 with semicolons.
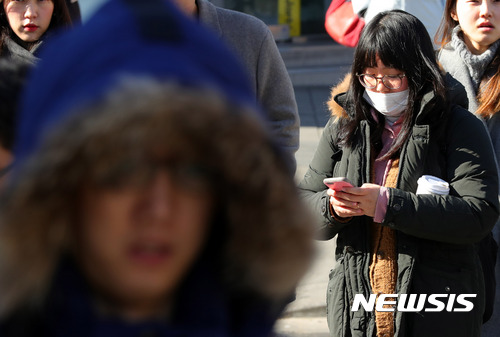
451;25;500;90
369;158;399;337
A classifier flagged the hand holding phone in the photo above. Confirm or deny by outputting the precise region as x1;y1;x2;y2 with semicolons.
323;177;354;191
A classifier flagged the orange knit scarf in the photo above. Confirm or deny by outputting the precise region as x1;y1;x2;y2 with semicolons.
369;158;399;337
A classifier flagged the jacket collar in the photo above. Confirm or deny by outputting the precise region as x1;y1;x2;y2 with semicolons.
333;92;352;118
197;0;223;38
415;90;441;124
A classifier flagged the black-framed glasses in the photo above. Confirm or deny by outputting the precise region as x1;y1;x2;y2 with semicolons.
356;73;406;90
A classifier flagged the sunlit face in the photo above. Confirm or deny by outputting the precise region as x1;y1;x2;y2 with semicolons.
0;145;13;189
361;56;408;93
3;0;54;43
452;0;500;54
76;169;213;319
171;0;197;16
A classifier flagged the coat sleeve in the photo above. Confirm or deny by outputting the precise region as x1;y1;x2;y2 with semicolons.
383;109;500;244
298;117;353;240
255;28;300;174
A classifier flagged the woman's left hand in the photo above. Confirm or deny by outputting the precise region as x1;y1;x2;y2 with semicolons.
331;183;381;217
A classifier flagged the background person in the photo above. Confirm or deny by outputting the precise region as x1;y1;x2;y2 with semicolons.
352;0;446;47
299;10;499;337
0;0;72;63
77;0;300;174
174;0;300;173
436;0;500;332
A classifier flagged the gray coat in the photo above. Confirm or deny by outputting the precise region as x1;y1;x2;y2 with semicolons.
197;0;299;172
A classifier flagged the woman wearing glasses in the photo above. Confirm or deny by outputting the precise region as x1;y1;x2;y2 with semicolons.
299;10;499;337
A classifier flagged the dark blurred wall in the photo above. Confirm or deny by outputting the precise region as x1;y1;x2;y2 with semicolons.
212;0;328;36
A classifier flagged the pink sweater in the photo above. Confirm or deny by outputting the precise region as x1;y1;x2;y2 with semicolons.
373;117;403;223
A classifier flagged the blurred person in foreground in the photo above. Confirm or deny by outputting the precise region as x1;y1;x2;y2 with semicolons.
0;0;313;335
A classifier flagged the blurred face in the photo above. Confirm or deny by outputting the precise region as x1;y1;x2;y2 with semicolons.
3;0;54;42
76;167;213;319
360;56;408;93
0;145;13;189
171;0;197;16
452;0;500;54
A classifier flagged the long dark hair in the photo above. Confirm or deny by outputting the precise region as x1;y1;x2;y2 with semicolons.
436;0;500;119
340;10;446;160
0;0;72;53
435;0;458;48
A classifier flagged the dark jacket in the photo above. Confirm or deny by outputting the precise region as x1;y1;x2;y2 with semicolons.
0;258;279;337
65;0;81;24
299;87;499;337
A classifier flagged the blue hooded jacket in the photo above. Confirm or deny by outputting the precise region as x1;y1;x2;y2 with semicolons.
4;1;280;335
15;0;258;162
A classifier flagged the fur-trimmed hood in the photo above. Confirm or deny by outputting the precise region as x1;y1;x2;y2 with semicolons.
0;81;314;320
326;73;351;120
0;0;313;323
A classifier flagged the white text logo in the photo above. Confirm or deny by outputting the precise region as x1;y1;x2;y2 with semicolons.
351;294;476;312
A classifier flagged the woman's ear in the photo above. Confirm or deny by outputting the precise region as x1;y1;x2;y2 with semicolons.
450;10;459;22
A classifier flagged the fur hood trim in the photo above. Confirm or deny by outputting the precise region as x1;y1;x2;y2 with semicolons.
0;81;314;317
327;73;351;119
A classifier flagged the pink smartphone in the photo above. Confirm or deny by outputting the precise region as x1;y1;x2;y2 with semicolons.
323;177;354;191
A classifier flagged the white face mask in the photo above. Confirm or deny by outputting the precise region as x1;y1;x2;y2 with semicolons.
363;89;409;121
